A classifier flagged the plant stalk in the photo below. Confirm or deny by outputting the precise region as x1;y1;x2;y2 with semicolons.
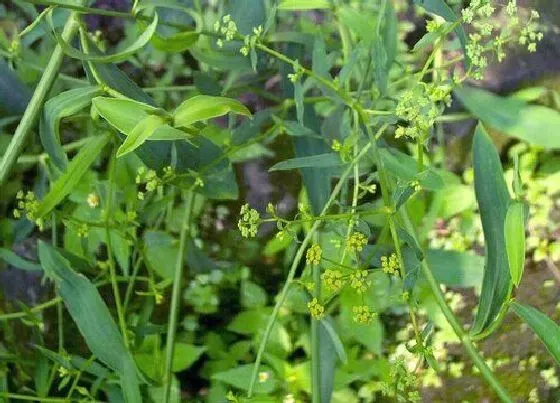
163;191;194;403
0;12;79;186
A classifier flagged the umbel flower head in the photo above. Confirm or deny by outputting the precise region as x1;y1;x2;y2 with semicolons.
307;298;325;320
322;269;345;292
238;204;260;238
352;305;376;324
382;253;400;276
350;269;371;293
306;244;322;266
346;232;368;252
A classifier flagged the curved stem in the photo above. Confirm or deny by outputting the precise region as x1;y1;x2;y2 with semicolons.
163;191;194;403
247;142;374;397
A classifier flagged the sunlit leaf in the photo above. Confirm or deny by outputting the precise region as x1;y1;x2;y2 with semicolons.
504;201;526;286
173;95;251;128
471;123;512;336
117;115;166;157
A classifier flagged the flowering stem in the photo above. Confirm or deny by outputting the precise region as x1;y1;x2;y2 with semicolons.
163;191;195;403
247;142;374;397
0;12;80;186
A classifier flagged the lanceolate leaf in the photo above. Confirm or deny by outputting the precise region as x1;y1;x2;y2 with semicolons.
173;95;251;128
36;134;110;218
278;0;330;10
117;115;166;157
0;248;41;271
512;302;560;365
471;123;512;336
504;201;526;286
269;153;342;171
40;86;102;170
455;85;560;149
92;97;159;135
38;242;141;402
50;12;159;63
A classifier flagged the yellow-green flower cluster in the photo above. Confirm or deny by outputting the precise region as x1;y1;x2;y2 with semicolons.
238;204;260;238
136;167;162;200
306;244;322;265
240;25;263;57
519;11;543;53
307;298;325;320
76;223;89;238
352;305;376;324
395;83;449;140
322;269;345;292
345;232;368;252
381;253;400;276
350;269;371;293
13;191;43;229
214;15;238;48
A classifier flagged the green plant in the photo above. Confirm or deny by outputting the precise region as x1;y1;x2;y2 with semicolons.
1;0;559;402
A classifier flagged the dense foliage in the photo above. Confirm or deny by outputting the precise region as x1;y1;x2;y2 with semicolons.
1;0;560;402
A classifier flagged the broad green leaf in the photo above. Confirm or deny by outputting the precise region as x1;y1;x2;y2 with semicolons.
269;153;342;171
151;31;199;53
379;148;446;191
40;86;102;170
117;115;166;157
171;344;206;372
92;97;158;135
149;125;194;141
36;134;110;218
278;0;330;10
241;280;267;308
38;242;141;402
455;85;560;149
0;248;41;271
424;249;484;291
212;364;276;394
504;201;526;286
173;95;251;128
471;123;512;335
413;0;470;68
512;302;560;365
143;231;177;279
50;13;158;63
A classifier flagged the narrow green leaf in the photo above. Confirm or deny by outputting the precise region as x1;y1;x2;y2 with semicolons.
0;59;31;116
269;153;342;171
319;318;348;364
36;134;110;218
50;13;159;63
504;201;526;286
0;248;41;271
455;85;560;149
40;86;102;170
471;123;512;335
413;0;470;68
373;0;397;94
278;0;330;10
92;97;158;134
173;95;251;128
38;242;141;402
512;302;560;365
117;115;166;158
151;31;199;53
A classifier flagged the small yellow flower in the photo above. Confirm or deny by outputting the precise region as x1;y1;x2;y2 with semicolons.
346;232;368;252
87;193;99;208
306;244;322;265
307;298;325;320
381;253;400;276
352;305;376;324
322;269;345;292
258;371;270;383
238;204;260;238
350;269;370;293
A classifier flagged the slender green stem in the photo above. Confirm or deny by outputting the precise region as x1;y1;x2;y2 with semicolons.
247;142;374;397
0;393;68;402
104;146;129;348
163;191;194;403
0;12;79;186
311;255;321;403
123;255;144;314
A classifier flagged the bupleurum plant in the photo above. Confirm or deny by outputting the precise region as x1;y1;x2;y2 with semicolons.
1;0;558;402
